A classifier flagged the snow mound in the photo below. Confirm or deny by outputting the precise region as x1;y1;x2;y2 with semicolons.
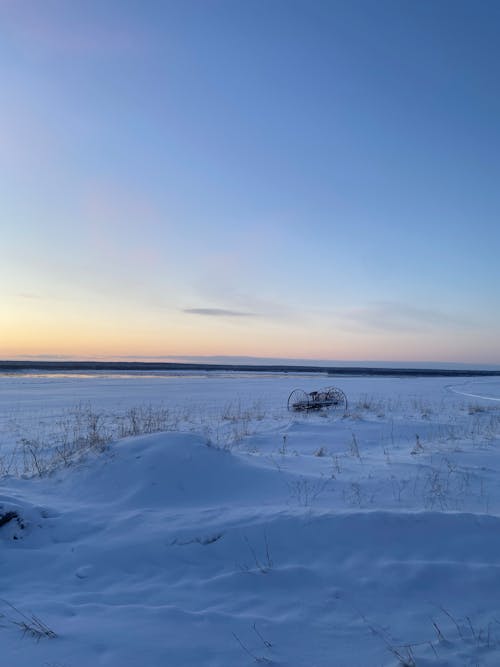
60;432;282;509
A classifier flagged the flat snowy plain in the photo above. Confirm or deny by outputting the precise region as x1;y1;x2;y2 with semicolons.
2;371;500;666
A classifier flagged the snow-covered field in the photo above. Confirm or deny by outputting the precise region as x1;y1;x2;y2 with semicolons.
2;371;500;666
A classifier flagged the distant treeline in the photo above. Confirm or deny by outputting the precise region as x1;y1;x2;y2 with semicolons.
2;360;500;377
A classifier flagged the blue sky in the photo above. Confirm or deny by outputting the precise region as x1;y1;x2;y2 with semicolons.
2;0;500;363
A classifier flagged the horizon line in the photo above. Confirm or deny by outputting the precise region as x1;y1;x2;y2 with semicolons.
2;358;500;376
1;354;500;370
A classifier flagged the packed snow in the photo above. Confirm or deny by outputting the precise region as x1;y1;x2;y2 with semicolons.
2;371;500;666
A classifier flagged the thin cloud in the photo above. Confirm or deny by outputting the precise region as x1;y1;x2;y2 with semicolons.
16;292;43;300
189;280;298;321
183;308;257;318
340;301;471;333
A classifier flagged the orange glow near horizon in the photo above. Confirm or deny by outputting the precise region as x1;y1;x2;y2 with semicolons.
2;319;498;365
3;291;498;365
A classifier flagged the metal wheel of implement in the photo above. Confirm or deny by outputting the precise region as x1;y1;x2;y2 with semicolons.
324;387;348;414
287;389;309;411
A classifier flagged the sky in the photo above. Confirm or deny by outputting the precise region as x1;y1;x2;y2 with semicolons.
2;0;500;364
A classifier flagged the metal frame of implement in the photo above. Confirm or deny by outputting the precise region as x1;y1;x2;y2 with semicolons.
287;386;348;413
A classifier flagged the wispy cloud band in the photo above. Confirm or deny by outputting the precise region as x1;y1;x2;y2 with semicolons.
340;301;471;333
183;308;256;318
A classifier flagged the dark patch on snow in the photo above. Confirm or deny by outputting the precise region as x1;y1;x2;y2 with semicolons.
0;511;19;528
